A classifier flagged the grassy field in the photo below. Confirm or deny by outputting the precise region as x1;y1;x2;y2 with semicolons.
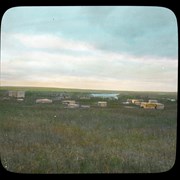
0;86;177;173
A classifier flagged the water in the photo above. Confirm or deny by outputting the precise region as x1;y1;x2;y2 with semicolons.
90;93;119;99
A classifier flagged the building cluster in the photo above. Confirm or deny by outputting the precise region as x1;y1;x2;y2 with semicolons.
123;99;165;109
5;90;165;110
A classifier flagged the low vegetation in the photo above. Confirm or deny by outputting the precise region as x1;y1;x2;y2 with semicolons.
0;87;177;173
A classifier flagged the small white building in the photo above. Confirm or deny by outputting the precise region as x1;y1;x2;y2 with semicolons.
131;99;143;104
127;99;133;103
67;103;80;108
62;100;76;105
148;100;158;103
36;99;52;104
80;105;90;108
98;101;107;107
17;91;25;98
8;91;16;97
17;98;24;102
156;103;165;109
122;102;130;105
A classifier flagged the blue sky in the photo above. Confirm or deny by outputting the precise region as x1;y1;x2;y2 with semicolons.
1;6;178;91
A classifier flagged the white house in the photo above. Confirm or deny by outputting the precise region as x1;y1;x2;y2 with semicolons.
62;100;76;105
36;99;52;103
17;91;25;98
98;101;107;107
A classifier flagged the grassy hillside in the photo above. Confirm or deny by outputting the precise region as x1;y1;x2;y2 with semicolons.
0;87;177;173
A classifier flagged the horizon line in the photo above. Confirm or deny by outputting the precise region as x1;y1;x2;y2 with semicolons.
0;85;177;93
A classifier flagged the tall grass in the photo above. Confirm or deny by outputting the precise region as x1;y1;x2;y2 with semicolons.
0;88;177;173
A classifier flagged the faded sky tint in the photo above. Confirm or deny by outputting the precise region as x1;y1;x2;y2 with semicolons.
1;6;178;92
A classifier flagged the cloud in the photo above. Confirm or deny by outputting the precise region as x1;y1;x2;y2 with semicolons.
81;7;178;59
13;33;95;52
1;31;178;92
2;7;177;60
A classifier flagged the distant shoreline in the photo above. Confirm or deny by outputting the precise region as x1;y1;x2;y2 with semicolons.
0;85;177;94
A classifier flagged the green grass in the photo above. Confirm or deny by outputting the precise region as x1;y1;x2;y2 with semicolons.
0;87;177;173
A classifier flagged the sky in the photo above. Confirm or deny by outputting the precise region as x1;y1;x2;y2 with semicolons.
1;6;178;92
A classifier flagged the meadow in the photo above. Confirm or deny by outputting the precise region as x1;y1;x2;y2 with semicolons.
0;87;177;173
